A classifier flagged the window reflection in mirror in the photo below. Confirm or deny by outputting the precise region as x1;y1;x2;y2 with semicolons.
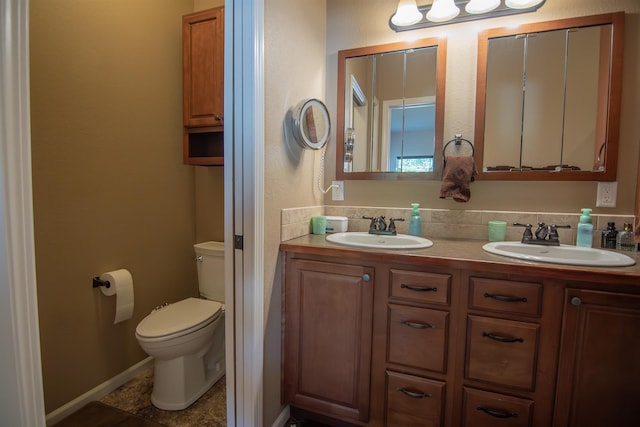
475;13;624;181
337;37;446;180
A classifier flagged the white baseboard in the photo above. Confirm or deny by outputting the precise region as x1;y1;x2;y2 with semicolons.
45;357;154;426
272;405;291;427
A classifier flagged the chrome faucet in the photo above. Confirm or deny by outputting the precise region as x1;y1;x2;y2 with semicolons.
515;222;570;246
362;215;404;236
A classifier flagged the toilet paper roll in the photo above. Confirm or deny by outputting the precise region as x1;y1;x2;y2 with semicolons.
99;269;134;324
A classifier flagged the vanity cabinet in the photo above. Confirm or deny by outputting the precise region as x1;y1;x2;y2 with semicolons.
384;267;455;427
282;257;375;423
457;274;563;427
182;7;224;165
280;239;640;427
554;288;640;427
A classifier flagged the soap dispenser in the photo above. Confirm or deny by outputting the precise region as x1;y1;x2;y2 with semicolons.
616;223;637;252
409;203;422;237
575;208;593;248
601;222;617;249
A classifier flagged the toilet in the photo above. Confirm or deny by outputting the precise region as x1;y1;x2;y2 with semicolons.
135;241;225;410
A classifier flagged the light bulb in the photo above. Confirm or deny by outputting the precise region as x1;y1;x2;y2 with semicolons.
505;0;544;10
426;0;460;23
391;0;423;27
465;0;501;14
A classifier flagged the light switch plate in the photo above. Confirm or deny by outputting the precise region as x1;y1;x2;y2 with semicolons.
596;182;617;207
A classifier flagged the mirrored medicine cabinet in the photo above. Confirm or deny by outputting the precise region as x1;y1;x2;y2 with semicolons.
335;37;447;180
474;12;624;181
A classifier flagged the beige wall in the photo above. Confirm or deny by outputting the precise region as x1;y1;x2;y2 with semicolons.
29;0;219;412
263;0;328;423
325;0;640;215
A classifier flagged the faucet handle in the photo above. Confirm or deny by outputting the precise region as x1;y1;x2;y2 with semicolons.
551;224;571;229
514;222;533;242
513;222;532;228
362;215;377;231
388;218;404;234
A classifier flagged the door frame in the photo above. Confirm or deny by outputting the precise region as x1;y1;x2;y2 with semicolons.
0;0;47;425
225;0;265;425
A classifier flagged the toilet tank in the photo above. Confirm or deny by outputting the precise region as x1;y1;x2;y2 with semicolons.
194;241;225;302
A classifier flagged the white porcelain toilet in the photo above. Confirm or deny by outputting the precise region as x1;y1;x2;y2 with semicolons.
135;241;225;410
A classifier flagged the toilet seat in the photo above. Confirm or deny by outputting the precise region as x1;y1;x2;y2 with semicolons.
136;297;223;340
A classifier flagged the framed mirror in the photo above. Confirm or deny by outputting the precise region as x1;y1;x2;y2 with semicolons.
474;12;624;181
336;37;447;180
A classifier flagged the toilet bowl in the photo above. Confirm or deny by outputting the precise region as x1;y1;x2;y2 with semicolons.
135;241;225;410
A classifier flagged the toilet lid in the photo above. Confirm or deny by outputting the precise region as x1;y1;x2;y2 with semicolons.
136;297;223;339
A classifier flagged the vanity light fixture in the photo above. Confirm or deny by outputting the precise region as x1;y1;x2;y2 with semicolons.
391;0;423;26
389;0;546;32
505;0;544;9
427;0;460;22
465;0;500;14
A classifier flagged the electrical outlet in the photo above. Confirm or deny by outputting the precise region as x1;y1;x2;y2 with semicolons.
596;182;617;208
332;180;344;201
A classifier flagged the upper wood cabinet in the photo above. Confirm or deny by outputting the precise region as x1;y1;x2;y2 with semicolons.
182;7;224;165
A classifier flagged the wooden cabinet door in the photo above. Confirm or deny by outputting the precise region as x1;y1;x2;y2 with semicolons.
283;258;374;423
183;7;224;128
554;289;640;427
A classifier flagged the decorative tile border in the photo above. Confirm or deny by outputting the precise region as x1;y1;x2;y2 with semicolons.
281;205;635;246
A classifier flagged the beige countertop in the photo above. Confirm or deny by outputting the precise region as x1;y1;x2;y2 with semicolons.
280;234;640;287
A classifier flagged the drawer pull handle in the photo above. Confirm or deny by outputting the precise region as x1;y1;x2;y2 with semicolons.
482;332;524;343
401;284;437;292
484;292;527;303
398;387;431;399
476;406;518;419
362;274;371;282
401;320;434;329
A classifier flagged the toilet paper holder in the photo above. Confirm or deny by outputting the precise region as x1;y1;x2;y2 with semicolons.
92;276;111;289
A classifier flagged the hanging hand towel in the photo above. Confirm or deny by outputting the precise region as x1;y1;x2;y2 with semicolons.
440;156;478;203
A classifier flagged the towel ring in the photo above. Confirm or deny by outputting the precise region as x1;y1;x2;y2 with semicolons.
443;134;474;167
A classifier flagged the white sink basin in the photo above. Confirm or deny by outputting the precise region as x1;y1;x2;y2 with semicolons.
326;232;433;250
483;241;636;267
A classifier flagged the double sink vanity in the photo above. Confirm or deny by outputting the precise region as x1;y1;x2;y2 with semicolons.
279;7;637;427
280;232;640;426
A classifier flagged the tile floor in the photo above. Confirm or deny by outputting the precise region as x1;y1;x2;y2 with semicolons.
98;368;226;427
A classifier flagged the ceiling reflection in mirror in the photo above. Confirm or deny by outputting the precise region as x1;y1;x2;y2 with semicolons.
337;37;446;180
474;13;624;181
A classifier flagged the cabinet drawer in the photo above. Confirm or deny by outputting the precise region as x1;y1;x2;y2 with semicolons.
462;387;533;427
390;269;451;305
466;315;539;390
388;305;449;372
469;277;541;316
386;371;445;427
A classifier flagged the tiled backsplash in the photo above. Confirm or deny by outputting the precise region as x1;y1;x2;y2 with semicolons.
281;205;635;246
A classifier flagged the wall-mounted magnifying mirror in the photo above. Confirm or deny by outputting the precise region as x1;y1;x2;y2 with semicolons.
336;37;447;180
290;98;331;150
474;12;624;181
